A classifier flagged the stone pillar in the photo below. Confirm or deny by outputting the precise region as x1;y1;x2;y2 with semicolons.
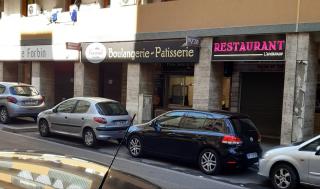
31;62;55;108
126;63;153;123
74;62;99;97
193;37;223;111
281;33;318;144
0;62;18;82
121;63;128;107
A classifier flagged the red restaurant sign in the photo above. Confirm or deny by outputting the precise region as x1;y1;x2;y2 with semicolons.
212;35;286;61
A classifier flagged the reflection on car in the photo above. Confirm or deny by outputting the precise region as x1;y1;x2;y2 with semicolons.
37;97;131;147
126;110;262;175
0;151;160;189
259;135;320;189
0;82;46;123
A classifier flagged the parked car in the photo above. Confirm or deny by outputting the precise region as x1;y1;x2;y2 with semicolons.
258;135;320;189
0;82;45;123
37;97;131;147
126;110;262;175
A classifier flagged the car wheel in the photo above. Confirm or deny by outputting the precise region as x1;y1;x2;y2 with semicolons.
0;107;10;124
198;149;221;175
39;119;50;137
271;163;299;189
83;129;97;147
128;135;143;158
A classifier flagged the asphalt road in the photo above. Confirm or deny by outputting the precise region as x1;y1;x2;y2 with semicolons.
0;119;274;189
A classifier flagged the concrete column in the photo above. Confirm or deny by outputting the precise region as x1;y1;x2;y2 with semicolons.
126;63;153;123
121;63;128;107
74;62;99;97
281;33;318;144
193;37;223;111
31;62;55;108
0;62;18;82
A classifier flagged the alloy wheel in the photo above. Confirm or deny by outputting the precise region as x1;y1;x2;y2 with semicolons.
200;151;217;173
0;108;9;123
274;168;292;189
129;137;142;157
84;131;94;146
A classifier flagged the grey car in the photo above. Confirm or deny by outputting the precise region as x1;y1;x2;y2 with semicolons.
37;97;132;147
0;82;46;123
258;135;320;189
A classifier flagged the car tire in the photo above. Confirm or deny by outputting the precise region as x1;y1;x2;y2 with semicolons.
0;107;10;124
198;149;221;175
271;163;299;189
128;135;143;158
83;128;97;147
39;119;50;137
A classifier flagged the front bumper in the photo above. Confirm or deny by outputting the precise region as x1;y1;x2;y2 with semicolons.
258;158;269;177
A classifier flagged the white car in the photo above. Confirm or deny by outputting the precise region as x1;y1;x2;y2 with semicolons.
258;135;320;189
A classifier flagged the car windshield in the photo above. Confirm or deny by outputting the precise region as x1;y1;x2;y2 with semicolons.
10;86;39;96
96;102;128;116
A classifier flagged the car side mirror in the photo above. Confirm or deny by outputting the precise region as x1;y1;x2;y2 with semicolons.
151;120;161;132
52;108;58;113
315;146;320;155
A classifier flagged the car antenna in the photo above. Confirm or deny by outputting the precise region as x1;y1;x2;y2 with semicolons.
98;114;136;189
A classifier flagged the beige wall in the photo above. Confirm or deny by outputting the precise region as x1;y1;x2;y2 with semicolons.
136;0;320;33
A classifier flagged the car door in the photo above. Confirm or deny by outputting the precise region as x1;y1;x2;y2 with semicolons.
67;100;91;135
142;111;185;156
171;112;208;160
300;138;320;186
50;99;77;134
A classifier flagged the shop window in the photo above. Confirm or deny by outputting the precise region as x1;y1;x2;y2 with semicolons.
168;76;193;107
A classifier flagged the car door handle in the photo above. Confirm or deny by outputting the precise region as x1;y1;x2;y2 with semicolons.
81;117;84;120
65;116;68;119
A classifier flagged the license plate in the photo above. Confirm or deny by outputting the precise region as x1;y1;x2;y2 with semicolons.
115;121;127;126
24;101;38;105
247;152;258;159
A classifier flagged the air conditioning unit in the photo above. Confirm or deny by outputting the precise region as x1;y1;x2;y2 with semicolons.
27;4;41;17
120;0;136;6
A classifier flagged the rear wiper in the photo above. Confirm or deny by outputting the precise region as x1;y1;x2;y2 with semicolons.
98;114;136;189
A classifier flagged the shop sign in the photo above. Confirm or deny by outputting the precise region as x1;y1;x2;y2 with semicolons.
81;39;199;63
212;35;286;61
85;43;107;63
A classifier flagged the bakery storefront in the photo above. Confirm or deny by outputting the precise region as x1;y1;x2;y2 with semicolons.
212;34;286;141
82;39;199;121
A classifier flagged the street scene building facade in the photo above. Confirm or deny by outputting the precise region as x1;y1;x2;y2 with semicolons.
0;0;320;145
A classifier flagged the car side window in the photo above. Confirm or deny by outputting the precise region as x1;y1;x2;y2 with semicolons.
202;119;228;134
57;100;77;113
300;139;320;152
180;112;207;130
74;100;91;113
156;111;184;128
0;85;5;94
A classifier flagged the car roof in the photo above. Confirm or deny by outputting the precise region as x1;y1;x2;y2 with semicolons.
169;109;249;119
69;97;118;103
0;82;32;87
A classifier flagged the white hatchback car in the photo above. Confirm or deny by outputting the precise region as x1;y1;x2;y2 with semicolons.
259;135;320;189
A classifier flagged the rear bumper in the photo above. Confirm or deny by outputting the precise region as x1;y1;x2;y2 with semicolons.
222;146;262;167
95;128;127;141
7;103;46;117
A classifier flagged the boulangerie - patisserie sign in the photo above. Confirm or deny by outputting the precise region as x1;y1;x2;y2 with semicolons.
212;35;286;61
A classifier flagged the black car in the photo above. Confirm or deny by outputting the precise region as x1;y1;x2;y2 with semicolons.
126;110;262;175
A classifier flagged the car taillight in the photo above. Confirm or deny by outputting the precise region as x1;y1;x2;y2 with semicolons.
222;135;242;145
93;117;107;124
7;96;17;104
39;96;45;103
257;132;262;143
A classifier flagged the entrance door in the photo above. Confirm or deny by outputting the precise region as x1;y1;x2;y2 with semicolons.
240;72;284;139
100;63;122;102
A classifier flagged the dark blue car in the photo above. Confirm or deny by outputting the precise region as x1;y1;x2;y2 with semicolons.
126;110;262;175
